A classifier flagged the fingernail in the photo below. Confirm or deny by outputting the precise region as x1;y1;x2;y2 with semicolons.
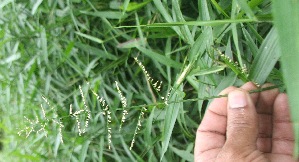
228;90;248;109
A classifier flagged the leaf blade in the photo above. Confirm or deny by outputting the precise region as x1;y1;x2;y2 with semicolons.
160;86;185;161
136;46;182;69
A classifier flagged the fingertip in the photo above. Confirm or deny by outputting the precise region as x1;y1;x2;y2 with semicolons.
228;89;248;109
241;82;259;104
226;88;258;149
208;86;237;116
219;86;237;95
242;82;258;89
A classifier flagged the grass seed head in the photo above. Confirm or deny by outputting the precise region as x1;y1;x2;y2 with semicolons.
115;81;129;131
130;107;146;150
134;57;163;92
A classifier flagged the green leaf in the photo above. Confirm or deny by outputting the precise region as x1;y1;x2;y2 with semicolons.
136;46;182;69
242;27;258;57
236;0;256;19
0;0;13;9
79;140;91;161
99;136;104;162
120;0;152;12
231;0;244;68
152;0;184;41
75;32;103;44
31;0;42;15
75;42;117;60
40;28;48;64
169;145;193;161
213;72;237;95
189;65;226;76
98;54;128;73
145;19;255;27
145;107;155;145
84;58;99;77
160;86;185;161
273;0;299;158
172;0;194;45
80;11;128;19
210;0;229;18
188;27;213;62
121;0;130;15
117;38;147;49
249;28;280;85
0;29;5;38
53;135;61;157
217;49;249;83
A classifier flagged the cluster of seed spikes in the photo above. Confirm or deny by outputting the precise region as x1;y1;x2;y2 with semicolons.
69;85;92;136
130;107;147;150
161;87;172;105
134;57;163;92
214;48;260;87
17;96;64;143
115;81;128;132
88;87;112;150
18;58;171;152
219;53;249;76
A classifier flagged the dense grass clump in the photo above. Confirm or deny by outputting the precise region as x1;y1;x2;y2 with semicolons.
1;0;298;161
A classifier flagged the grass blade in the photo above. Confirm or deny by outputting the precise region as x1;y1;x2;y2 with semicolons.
172;0;194;45
0;0;13;9
189;65;226;76
169;145;193;161
117;19;255;27
121;0;130;14
236;0;256;19
79;140;91;162
75;42;117;60
248;28;279;84
152;0;184;41
273;0;299;158
31;0;42;15
188;28;213;62
210;0;229;18
231;0;244;68
160;86;185;161
120;0;152;12
75;32;103;44
136;46;182;69
80;11;128;19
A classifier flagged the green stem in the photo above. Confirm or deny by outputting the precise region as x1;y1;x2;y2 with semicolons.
123;83;284;110
58;83;283;121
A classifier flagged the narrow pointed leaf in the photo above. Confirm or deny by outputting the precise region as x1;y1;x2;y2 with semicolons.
160;86;185;161
273;0;299;158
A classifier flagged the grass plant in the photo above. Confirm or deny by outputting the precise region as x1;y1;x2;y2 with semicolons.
0;0;296;161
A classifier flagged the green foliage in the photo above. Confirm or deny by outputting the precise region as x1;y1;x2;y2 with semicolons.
273;0;299;158
0;0;293;161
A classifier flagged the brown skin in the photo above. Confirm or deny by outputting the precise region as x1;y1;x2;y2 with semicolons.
194;82;297;162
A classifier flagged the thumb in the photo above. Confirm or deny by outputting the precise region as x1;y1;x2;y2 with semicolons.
225;89;258;150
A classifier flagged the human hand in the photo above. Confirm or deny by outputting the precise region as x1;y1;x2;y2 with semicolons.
194;82;297;162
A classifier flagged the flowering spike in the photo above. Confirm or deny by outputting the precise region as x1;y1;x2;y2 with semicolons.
134;57;163;92
18;96;64;142
115;81;129;132
130;107;146;150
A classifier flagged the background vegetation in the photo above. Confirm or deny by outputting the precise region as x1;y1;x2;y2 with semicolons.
0;0;296;161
